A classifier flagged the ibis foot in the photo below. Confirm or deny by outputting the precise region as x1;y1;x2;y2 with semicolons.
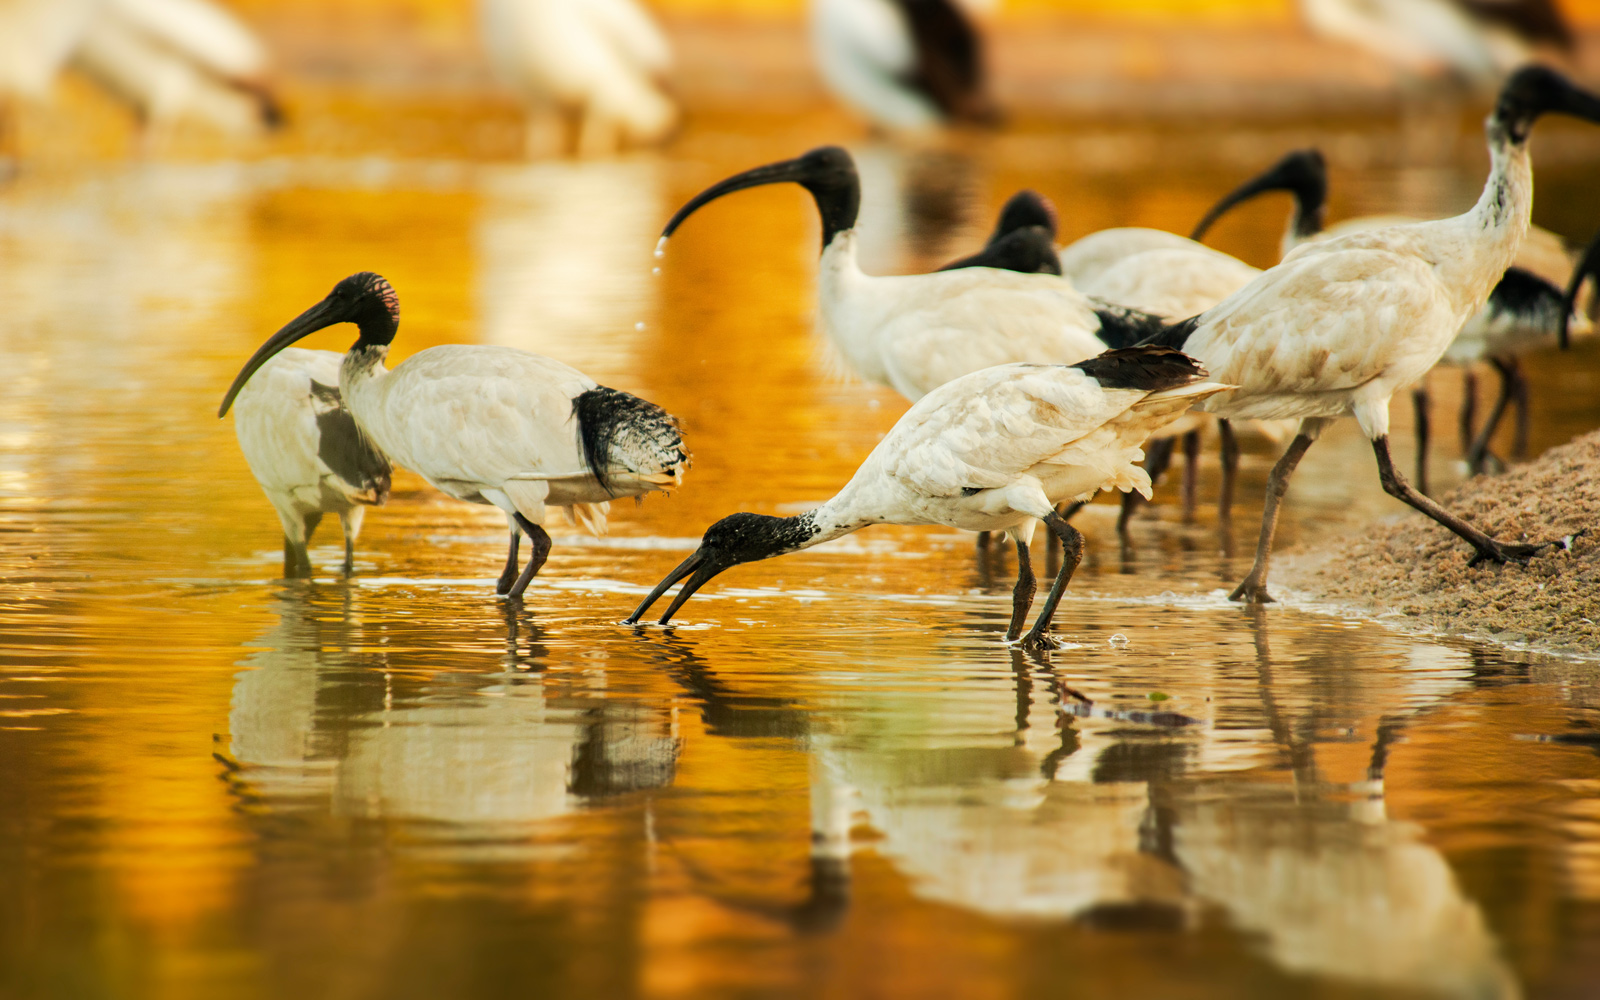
1228;579;1275;604
1467;538;1560;568
1018;632;1063;652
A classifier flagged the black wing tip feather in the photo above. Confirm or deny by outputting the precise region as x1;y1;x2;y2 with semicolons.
1072;346;1207;392
573;386;686;496
1489;266;1564;317
1092;305;1194;350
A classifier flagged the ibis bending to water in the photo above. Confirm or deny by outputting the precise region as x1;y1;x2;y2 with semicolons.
627;346;1231;648
220;273;689;600
1142;66;1598;603
229;348;391;578
1191;145;1597;488
809;0;997;132
658;147;1161;403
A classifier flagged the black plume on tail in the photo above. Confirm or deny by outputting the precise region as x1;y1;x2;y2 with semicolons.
1072;346;1208;392
573;386;687;496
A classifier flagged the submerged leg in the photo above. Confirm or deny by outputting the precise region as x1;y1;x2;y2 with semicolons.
1467;358;1518;475
1229;431;1318;604
1218;419;1239;523
505;515;552;600
1373;435;1555;566
1181;430;1201;521
1005;535;1037;643
1022;511;1085;650
497;525;523;596
283;535;312;579
339;507;365;577
1411;386;1431;496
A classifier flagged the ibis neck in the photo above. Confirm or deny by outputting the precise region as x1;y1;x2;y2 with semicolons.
806;180;860;252
1441;132;1532;318
816;231;889;382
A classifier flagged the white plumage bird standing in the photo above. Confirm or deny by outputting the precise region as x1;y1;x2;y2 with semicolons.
228;348;391;578
220;273;690;600
1143;66;1600;603
657;147;1156;403
480;0;677;157
627;346;1232;649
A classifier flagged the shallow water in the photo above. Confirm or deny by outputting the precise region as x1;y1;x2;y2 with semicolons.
4;116;1600;999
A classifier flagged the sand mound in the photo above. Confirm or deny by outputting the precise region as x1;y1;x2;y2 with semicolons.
1283;431;1600;655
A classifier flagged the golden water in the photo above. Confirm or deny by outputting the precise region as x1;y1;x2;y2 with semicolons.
3;117;1600;999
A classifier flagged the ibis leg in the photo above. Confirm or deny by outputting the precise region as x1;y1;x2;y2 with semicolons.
1021;511;1085;650
1411;386;1431;496
1229;432;1317;604
1372;435;1554;566
505;516;552;600
497;528;522;595
1181;430;1201;521
283;536;313;579
975;531;991;553
1510;359;1531;460
1466;358;1517;475
339;508;365;577
1005;536;1037;642
1459;369;1477;455
1217;419;1239;523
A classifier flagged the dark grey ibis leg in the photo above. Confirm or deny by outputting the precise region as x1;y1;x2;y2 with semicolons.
1411;386;1431;496
496;526;522;595
1217;419;1239;523
1005;535;1037;642
283;536;312;579
1373;435;1556;566
1458;368;1477;455
1045;501;1086;559
1466;358;1518;475
1118;435;1176;535
1181;429;1201;521
505;515;552;600
1229;431;1318;605
1510;359;1531;460
1021;510;1085;650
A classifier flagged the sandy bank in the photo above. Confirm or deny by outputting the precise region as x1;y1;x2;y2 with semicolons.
1282;431;1600;656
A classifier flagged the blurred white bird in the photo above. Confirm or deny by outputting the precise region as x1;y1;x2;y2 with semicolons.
1298;0;1574;83
229;348;391;579
479;0;677;157
810;0;997;131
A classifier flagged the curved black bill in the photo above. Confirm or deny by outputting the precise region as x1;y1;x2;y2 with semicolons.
1190;150;1325;242
1560;227;1600;349
625;549;733;625
218;297;342;417
659;157;813;242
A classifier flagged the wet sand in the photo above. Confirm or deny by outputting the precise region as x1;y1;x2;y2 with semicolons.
1284;430;1600;656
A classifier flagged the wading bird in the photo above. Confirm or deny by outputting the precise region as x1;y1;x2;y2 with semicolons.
809;0;997;131
1191;145;1595;488
658;146;1161;403
228;348;390;578
626;346;1231;648
1296;0;1573;84
480;0;677;157
220;272;689;600
1143;66;1595;603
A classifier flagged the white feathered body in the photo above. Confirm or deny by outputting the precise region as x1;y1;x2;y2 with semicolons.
340;344;683;535
808;363;1234;541
817;231;1108;400
480;0;676;153
1298;0;1548;81
810;0;941;130
232;348;388;548
1057;228;1229;288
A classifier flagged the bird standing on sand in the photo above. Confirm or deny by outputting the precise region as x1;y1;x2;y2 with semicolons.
627;346;1231;649
220;272;689;600
1142;67;1597;603
228;348;390;579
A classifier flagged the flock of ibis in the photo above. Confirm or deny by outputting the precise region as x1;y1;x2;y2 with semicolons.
220;60;1600;650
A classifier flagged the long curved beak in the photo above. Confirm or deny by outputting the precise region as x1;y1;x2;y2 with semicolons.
659;157;813;241
218;297;343;417
1560;227;1600;349
1190;152;1320;242
625;549;733;625
1551;76;1600;126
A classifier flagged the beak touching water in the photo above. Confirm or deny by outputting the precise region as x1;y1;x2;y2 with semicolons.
625;548;735;626
217;295;345;418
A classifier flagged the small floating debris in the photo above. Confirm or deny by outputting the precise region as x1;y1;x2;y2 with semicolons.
1108;633;1129;647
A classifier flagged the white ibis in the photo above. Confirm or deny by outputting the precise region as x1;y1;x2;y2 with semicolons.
228;348;391;579
626;346;1232;648
809;0;997;132
1191;145;1595;488
1142;66;1597;603
479;0;676;157
219;272;689;600
657;147;1167;404
1297;0;1573;83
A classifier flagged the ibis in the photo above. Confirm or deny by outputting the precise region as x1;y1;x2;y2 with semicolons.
479;0;677;157
1297;0;1573;84
1191;145;1596;488
220;272;689;600
1141;66;1596;603
626;346;1231;648
228;348;391;579
809;0;997;132
657;146;1164;404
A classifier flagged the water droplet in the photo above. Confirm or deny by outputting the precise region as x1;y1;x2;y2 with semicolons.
635;322;646;332
654;236;668;259
1108;633;1129;646
651;267;661;276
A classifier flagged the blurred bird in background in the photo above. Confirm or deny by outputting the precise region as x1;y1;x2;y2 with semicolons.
479;0;678;157
1297;0;1575;84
